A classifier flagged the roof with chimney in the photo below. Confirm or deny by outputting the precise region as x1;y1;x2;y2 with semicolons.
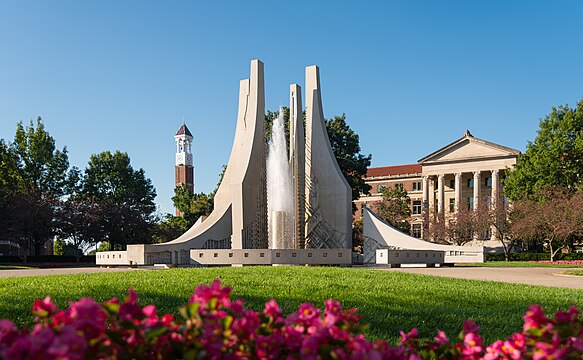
175;123;193;137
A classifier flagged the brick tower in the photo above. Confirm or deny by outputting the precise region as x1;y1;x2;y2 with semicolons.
175;122;194;216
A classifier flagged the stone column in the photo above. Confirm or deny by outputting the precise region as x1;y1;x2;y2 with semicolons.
491;169;499;209
473;171;481;211
454;173;462;213
422;176;430;239
437;174;445;215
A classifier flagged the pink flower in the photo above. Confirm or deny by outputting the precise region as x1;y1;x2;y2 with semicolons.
463;319;479;334
554;305;580;325
434;330;449;345
264;299;282;321
32;296;57;317
48;325;87;360
523;305;548;331
255;333;284;359
484;340;503;360
296;303;320;327
189;279;231;309
399;328;418;346
324;299;342;326
462;332;484;356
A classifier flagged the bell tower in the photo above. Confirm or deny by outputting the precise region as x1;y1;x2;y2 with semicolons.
175;122;194;215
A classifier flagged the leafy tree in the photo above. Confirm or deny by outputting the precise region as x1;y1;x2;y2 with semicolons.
510;188;583;261
78;151;157;250
325;115;372;205
172;184;214;224
152;214;191;244
1;118;75;255
376;184;411;234
505;99;583;201
351;219;364;253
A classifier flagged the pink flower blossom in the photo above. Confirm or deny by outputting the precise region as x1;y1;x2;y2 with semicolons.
524;304;548;331
32;296;57;317
434;329;449;345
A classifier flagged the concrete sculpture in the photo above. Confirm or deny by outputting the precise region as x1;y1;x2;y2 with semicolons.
362;207;484;265
96;60;353;266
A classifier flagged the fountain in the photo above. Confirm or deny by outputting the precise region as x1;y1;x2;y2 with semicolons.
267;109;294;249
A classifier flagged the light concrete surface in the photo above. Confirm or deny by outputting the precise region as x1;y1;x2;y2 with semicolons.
363;208;483;264
378;266;583;289
0;267;141;278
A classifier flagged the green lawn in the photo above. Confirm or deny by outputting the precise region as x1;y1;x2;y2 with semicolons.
0;267;581;344
564;270;583;276
457;261;583;268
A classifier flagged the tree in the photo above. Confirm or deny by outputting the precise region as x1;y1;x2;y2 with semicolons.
172;184;214;224
78;151;157;250
505;99;583;201
376;184;411;234
325;115;372;205
2;118;75;255
351;218;364;253
510;188;583;261
152;214;191;244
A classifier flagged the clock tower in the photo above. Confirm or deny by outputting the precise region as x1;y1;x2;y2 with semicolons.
175;122;194;216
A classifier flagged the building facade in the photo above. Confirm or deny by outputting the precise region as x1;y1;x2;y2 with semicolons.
354;131;520;240
174;122;195;216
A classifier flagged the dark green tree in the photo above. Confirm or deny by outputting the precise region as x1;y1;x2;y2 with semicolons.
78;151;157;250
505;99;583;201
326;115;372;206
152;214;191;244
2;118;75;255
376;184;411;234
172;184;214;224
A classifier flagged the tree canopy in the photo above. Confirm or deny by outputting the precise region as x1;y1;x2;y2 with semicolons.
376;184;411;234
505;98;583;200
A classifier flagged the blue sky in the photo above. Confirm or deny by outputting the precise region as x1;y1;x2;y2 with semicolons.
1;1;582;215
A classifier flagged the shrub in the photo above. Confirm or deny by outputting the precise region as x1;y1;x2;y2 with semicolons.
0;280;581;359
486;252;583;262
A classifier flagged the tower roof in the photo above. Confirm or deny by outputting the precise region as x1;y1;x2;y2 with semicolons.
175;123;193;137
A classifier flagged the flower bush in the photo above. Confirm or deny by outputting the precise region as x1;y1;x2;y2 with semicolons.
0;279;581;359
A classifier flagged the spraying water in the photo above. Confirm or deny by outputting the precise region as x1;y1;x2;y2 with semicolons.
267;108;294;249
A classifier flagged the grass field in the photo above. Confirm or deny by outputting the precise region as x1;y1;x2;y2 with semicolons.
564;270;583;276
0;265;34;270
0;267;581;344
457;261;583;268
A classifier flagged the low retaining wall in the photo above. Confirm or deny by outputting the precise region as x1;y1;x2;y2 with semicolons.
96;251;129;265
376;249;444;266
190;249;352;266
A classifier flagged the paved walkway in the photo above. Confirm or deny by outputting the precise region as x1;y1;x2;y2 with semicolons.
0;267;140;278
379;266;583;289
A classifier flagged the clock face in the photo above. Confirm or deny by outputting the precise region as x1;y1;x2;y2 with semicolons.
176;153;185;165
186;154;192;165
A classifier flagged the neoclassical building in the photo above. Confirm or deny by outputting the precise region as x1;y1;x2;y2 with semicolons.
354;130;520;240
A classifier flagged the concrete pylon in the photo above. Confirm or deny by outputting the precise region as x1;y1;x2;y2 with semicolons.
289;84;305;249
127;60;267;264
304;65;352;249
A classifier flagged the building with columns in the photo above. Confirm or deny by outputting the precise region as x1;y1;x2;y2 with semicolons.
175;122;194;216
354;130;520;240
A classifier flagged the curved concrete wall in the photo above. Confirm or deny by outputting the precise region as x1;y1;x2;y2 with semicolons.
363;208;483;264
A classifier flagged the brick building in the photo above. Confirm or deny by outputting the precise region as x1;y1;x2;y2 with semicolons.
354;130;520;240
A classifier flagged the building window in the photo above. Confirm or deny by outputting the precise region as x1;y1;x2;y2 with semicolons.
412;224;422;238
412;200;421;215
412;182;422;191
323;252;327;258
260;253;265;257
485;177;492;187
292;252;297;258
449;198;455;212
449;179;455;189
276;252;281;257
308;252;313;257
228;253;233;258
378;184;387;193
468;196;474;210
467;178;474;188
244;252;249;258
213;253;218;257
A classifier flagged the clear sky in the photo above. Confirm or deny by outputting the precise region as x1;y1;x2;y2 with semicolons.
1;1;582;215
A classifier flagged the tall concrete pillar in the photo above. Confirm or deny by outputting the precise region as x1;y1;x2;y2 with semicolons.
289;84;305;249
473;171;481;211
491;169;499;209
304;65;352;249
437;174;445;215
422;175;430;239
454;173;462;213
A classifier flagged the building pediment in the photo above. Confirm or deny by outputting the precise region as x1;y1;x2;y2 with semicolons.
418;131;520;164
